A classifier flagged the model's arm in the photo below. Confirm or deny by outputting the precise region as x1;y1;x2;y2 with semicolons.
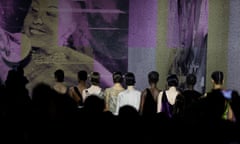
157;91;163;113
139;89;147;115
104;89;109;111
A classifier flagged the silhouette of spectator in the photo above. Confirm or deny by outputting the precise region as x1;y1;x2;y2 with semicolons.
4;67;31;118
117;105;142;143
187;90;239;143
0;78;5;119
118;105;139;118
2;67;32;143
30;82;78;143
85;95;104;112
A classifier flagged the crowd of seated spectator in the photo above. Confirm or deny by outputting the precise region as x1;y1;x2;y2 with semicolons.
0;68;239;144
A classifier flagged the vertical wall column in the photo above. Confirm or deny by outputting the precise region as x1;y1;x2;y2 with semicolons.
206;0;229;91
156;0;168;90
128;0;158;90
227;0;240;92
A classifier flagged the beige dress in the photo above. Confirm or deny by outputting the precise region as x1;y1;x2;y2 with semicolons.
104;86;125;114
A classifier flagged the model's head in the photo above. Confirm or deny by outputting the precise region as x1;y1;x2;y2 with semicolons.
167;74;178;87
90;71;100;85
54;69;64;82
78;70;88;82
211;71;224;85
148;71;159;84
186;73;197;86
112;71;123;83
124;72;135;86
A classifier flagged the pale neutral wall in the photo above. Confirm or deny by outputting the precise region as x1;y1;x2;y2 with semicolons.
156;0;169;90
206;0;229;92
227;0;240;92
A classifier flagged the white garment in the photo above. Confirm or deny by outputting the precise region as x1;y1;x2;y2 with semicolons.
82;85;103;102
157;86;180;113
115;86;141;115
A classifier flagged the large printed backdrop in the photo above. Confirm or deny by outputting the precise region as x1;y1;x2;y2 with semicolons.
167;0;208;93
0;0;129;92
0;0;208;93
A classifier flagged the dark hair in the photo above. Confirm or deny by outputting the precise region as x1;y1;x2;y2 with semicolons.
167;74;178;87
148;71;159;84
124;72;135;86
186;73;196;86
211;71;224;85
78;70;88;81
84;95;105;113
54;69;64;82
90;72;100;85
113;72;123;83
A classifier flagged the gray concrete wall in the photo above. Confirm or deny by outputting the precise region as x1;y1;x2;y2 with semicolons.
227;0;240;92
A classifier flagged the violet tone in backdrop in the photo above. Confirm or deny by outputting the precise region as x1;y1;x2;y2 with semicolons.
167;0;208;93
128;0;157;48
128;0;158;90
0;0;129;93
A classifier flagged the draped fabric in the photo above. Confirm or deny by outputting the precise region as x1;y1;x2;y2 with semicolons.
142;88;157;116
161;91;174;118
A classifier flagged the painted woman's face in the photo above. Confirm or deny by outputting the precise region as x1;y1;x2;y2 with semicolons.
22;0;59;48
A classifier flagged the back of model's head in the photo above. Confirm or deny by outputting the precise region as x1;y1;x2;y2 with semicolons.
124;72;135;86
54;69;64;82
186;73;197;86
113;71;123;83
167;74;178;87
148;71;159;84
90;72;100;85
78;70;88;81
211;71;224;85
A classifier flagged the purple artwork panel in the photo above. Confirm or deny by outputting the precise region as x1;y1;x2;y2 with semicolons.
128;0;157;48
167;0;208;93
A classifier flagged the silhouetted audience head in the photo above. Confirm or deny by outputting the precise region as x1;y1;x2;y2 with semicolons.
203;90;226;120
118;105;139;118
31;83;56;107
229;90;240;122
32;83;78;121
124;72;135;86
54;69;64;82
5;67;28;87
84;95;105;113
167;74;179;87
31;83;57;118
148;71;159;84
112;71;123;83
78;70;88;82
89;72;100;85
211;71;224;85
5;70;18;87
